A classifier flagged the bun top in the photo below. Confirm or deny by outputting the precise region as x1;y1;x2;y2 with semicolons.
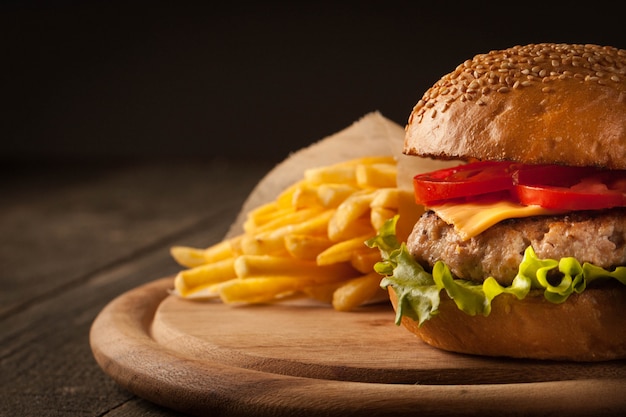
404;43;626;169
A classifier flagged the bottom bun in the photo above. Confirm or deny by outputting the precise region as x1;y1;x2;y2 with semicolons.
388;285;626;361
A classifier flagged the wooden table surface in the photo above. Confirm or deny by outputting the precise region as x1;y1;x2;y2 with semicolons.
1;157;275;416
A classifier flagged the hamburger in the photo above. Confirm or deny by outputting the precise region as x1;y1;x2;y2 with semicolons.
367;43;626;361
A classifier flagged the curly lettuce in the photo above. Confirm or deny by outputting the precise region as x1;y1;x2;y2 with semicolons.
366;215;626;326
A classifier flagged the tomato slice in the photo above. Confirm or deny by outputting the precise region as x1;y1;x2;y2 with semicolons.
412;161;516;205
413;160;626;210
514;167;626;210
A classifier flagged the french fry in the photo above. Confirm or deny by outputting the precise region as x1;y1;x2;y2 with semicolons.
302;281;344;304
316;234;373;266
238;233;289;256
243;202;282;232
220;262;364;304
249;206;324;235
171;237;240;268
174;257;237;296
328;191;376;241
205;238;239;262
316;183;360;208
370;206;397;231
275;182;300;209
170;246;209;268
332;271;384;311
228;235;245;257
290;184;322;209
287;209;335;235
241;209;334;256
337;155;396;166
234;254;356;281
284;234;334;260
218;276;311;304
371;188;402;209
350;247;381;274
245;203;325;235
304;164;358;185
175;282;222;299
356;163;397;188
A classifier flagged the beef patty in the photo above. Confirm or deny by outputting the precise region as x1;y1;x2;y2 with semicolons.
407;209;626;285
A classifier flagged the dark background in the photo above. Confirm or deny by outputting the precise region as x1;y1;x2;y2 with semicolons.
3;1;626;165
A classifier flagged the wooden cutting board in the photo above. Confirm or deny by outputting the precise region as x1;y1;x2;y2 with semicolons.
90;277;626;416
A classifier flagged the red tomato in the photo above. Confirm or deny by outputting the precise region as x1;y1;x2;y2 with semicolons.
514;167;626;210
412;161;516;205
413;161;626;210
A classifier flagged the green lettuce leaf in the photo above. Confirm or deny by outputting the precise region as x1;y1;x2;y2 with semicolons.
366;215;626;326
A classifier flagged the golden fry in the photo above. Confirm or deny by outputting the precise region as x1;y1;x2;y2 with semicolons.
243;202;282;232
207;237;240;261
316;234;372;266
174;282;222;299
275;182;300;209
370;188;402;208
316;183;360;208
370;206;397;231
337;156;396;166
238;233;289;256
304;164;357;185
218;276;306;304
302;281;344;304
350;248;381;274
252;206;325;235
228;235;245;257
234;254;356;281
242;209;334;256
170;246;209;268
327;191;375;241
288;209;335;235
356;163;397;188
171;238;237;268
290;184;322;209
284;234;334;260
332;272;384;312
174;257;237;296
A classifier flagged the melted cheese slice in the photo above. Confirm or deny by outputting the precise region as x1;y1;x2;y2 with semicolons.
431;201;561;241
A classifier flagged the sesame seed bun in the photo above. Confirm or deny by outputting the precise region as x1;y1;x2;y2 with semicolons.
404;43;626;169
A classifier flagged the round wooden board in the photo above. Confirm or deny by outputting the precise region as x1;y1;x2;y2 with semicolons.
90;277;626;417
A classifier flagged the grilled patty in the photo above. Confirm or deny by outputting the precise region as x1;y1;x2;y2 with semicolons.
407;209;626;285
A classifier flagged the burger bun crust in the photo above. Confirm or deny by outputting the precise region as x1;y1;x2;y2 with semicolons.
388;285;626;361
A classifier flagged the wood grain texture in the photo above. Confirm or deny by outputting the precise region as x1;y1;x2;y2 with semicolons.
91;277;626;417
1;159;272;417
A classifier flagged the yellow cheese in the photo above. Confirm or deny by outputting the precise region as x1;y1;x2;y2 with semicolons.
431;201;561;241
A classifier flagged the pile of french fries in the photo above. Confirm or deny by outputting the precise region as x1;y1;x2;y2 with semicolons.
170;156;411;311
